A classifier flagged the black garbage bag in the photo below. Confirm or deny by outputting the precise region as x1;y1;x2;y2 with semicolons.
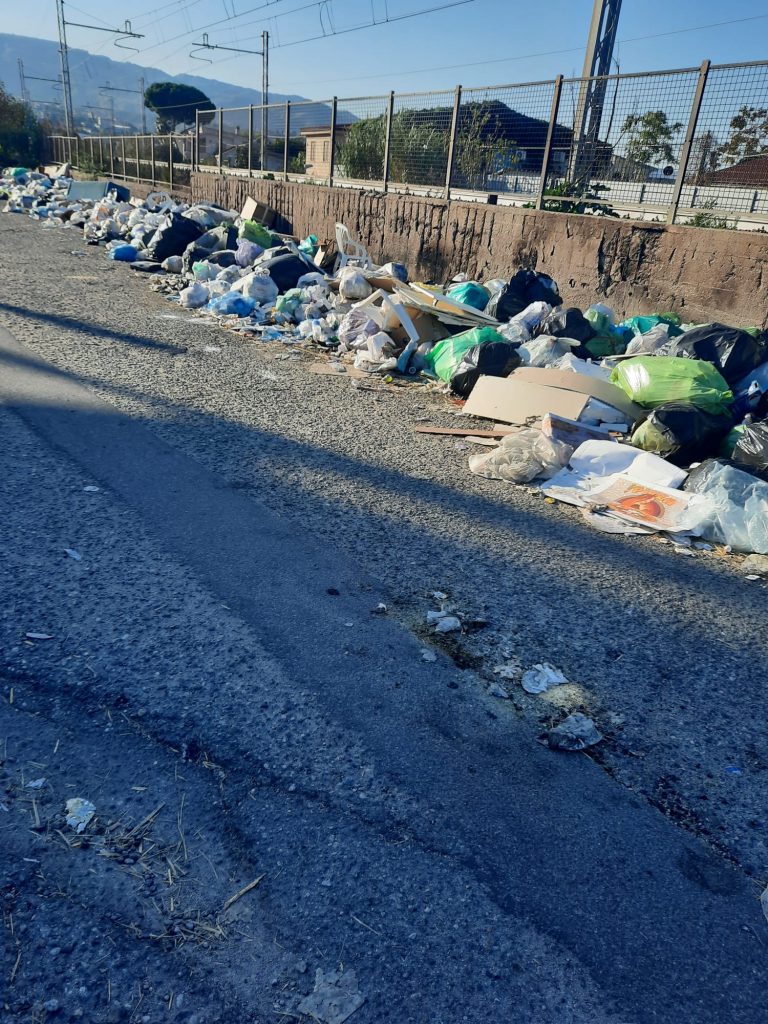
536;306;595;343
145;213;205;262
487;270;561;322
631;401;733;466
258;249;326;293
665;323;767;387
732;419;768;480
450;340;522;398
181;224;239;272
206;250;238;268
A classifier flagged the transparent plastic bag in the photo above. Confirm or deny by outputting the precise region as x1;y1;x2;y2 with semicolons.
178;282;209;308
468;428;572;484
684;460;768;553
518;334;579;368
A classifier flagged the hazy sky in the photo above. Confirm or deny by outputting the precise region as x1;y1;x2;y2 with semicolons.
5;0;768;97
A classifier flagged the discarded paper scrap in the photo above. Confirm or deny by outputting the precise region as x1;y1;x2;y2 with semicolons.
584;476;694;531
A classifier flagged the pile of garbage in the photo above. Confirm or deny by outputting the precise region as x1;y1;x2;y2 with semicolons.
5;166;768;558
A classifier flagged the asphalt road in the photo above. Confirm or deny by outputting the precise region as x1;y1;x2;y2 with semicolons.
0;216;766;1023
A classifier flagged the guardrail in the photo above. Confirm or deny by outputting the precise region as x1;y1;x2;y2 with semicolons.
48;58;768;229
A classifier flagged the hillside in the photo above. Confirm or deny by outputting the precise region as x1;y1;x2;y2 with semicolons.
0;32;308;131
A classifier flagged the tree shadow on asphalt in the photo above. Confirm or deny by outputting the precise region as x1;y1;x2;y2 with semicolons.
0;301;186;355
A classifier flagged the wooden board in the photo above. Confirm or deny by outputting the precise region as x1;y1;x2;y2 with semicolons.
462;376;588;425
414;425;513;438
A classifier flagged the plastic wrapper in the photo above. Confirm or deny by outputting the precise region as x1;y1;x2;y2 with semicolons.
178;282;209;308
275;289;305;318
107;243;137;262
620;314;682;338
207;292;256;317
235;238;263;267
518;334;579;368
230;271;279;305
486;270;561;321
684;459;768;553
664;323;767;387
192;261;218;281
624;323;674;357
161;255;183;273
446;281;490;311
338;310;380;351
449;340;521;398
338;267;373;301
611;356;733;414
424;326;505;383
469;428;572;484
630;402;733;466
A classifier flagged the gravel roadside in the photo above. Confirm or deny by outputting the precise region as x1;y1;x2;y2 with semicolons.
1;213;766;884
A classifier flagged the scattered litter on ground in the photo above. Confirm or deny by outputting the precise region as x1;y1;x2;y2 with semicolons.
547;714;603;751
64;797;96;833
63;547;82;561
421;648;437;662
297;968;365;1024
83;485;100;492
521;663;569;694
434;615;462;634
488;682;510;699
25;631;53;640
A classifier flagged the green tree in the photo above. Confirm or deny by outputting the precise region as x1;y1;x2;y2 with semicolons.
144;82;215;133
0;84;46;167
337;102;518;187
619;110;683;171
717;105;768;166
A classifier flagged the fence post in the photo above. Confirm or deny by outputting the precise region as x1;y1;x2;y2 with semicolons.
98;136;104;172
536;75;563;211
218;111;223;173
444;85;462;201
667;59;710;225
150;136;156;186
383;90;394;192
194;109;199;173
133;134;139;180
169;135;174;190
248;104;254;176
283;101;290;180
120;136;126;179
328;97;338;188
109;136;114;178
89;137;94;168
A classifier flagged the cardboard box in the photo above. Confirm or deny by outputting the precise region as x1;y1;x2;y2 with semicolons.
462;376;589;424
511;367;643;423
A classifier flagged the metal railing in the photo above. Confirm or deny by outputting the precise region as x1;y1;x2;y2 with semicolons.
48;132;193;191
48;58;768;228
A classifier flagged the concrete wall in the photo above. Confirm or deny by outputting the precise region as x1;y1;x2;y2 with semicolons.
191;172;768;328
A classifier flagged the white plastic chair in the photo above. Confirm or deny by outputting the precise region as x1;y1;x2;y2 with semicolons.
335;222;372;270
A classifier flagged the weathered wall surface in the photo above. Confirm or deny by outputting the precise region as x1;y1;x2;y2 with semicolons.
190;172;768;328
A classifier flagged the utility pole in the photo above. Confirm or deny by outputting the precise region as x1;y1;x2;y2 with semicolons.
18;59;29;102
56;0;74;135
190;31;268;170
262;31;269;173
100;79;146;133
569;0;622;186
56;3;144;137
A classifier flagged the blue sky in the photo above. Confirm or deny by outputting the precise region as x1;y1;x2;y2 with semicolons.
5;0;768;97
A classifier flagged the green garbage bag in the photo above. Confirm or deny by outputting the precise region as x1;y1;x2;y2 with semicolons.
424;326;504;383
583;310;630;357
239;219;273;247
611;356;733;414
446;281;490;311
720;424;746;457
275;288;304;317
619;314;683;338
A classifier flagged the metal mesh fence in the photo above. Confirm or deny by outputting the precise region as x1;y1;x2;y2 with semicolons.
388;90;454;189
554;68;700;211
679;62;768;220
455;81;557;195
44;59;768;228
333;95;390;184
286;100;335;181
